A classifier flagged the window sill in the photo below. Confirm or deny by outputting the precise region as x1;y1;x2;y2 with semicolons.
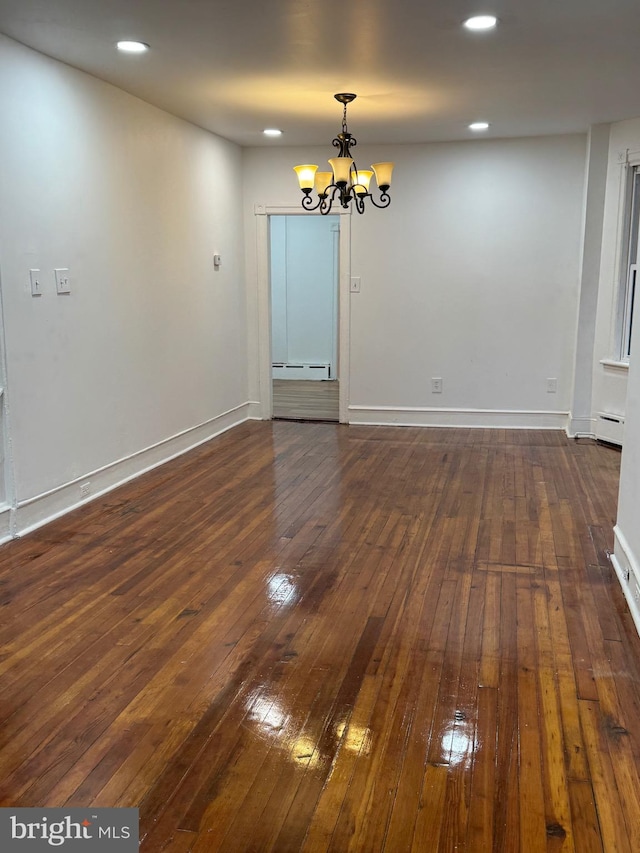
600;358;629;371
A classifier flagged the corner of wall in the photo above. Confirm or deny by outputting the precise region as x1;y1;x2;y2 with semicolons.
247;401;264;420
566;414;596;438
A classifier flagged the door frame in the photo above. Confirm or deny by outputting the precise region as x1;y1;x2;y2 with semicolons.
254;204;351;423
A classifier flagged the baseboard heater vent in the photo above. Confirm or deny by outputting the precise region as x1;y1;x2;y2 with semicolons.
596;411;625;446
272;363;331;380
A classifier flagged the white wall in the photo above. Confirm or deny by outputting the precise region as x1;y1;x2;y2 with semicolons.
244;135;587;427
0;34;249;536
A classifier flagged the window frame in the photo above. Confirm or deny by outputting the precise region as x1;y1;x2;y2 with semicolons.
615;159;640;363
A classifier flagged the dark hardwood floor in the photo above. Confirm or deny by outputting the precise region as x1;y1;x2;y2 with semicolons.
0;422;636;851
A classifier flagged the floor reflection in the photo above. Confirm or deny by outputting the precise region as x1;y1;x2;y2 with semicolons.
440;712;476;769
266;571;300;607
244;687;372;773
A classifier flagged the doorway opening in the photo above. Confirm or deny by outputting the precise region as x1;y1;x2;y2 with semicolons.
270;215;340;422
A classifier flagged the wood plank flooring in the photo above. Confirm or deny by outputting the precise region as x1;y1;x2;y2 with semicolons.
273;380;339;421
0;422;635;851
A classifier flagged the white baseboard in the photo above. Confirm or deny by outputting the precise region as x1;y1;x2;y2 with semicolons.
0;504;11;545
347;405;570;430
611;525;640;637
12;402;253;539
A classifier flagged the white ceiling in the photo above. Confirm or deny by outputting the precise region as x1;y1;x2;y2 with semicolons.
1;0;640;148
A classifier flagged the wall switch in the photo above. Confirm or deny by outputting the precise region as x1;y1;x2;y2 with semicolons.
55;268;71;294
547;377;558;393
432;377;443;393
350;276;361;293
30;269;43;297
213;254;221;268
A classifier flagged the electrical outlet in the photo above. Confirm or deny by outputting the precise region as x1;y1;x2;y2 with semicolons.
547;377;558;393
80;482;91;498
634;582;640;604
432;377;443;394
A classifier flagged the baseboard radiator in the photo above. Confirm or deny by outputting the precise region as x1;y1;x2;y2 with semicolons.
596;411;625;446
272;362;331;380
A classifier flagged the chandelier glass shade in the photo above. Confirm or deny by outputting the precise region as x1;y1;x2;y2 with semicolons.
294;94;394;214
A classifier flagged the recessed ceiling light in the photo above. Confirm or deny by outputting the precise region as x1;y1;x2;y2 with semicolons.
263;129;283;137
469;122;490;131
463;15;498;31
116;40;149;53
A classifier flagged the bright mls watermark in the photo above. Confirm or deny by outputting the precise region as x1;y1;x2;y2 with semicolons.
0;808;138;850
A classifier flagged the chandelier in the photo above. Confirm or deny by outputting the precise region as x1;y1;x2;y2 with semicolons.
293;93;394;215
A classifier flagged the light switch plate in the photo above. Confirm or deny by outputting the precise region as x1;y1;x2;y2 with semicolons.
29;269;42;297
55;268;71;294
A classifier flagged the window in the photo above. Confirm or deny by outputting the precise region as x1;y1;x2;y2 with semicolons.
619;166;640;360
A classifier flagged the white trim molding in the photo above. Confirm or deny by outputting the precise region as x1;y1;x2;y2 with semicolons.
12;402;253;538
600;358;629;371
347;406;570;430
611;525;640;638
